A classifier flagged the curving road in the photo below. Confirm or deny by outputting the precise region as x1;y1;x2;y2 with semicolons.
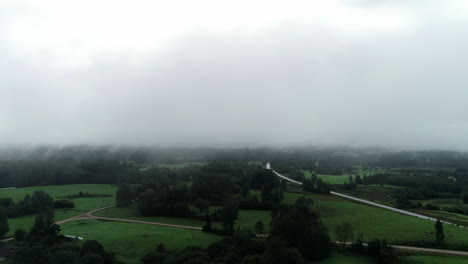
265;162;467;229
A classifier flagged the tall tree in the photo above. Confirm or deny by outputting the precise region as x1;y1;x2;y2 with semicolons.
261;184;272;202
335;221;355;248
0;205;9;238
116;183;133;207
255;220;264;234
30;190;53;212
220;199;239;233
435;219;445;246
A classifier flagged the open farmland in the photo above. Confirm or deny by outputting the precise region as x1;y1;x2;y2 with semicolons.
0;184;116;235
60;219;222;264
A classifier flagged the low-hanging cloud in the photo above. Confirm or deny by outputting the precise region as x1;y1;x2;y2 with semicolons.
1;0;468;150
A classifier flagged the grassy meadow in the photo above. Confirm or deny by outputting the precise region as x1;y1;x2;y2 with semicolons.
60;219;222;264
0;184;117;235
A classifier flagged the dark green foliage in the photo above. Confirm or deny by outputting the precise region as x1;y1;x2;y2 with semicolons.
53;199;75;209
260;184;272;202
137;184;193;218
14;228;27;241
116;183;133;207
31;190;54;212
220;199;239;233
0;205;9;238
0;197;13;208
462;193;468;204
350;233;366;253
302;178;330;195
365;239;399;263
254;220;264;234
423;203;439;210
270;197;331;261
302;179;314;193
335;221;355;247
367;239;382;257
202;215;212;233
80;240;118;264
435;219;445;246
28;208;60;239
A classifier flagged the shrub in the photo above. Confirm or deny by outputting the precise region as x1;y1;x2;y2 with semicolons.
53;199;75;209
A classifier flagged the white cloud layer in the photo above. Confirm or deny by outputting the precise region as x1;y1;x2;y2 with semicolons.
1;0;468;149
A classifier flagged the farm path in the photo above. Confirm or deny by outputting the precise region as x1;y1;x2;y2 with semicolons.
55;204;202;230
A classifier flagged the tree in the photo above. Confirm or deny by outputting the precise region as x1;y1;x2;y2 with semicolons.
0;205;9;238
255;220;264;234
29;212;45;237
302;179;314;193
220;199;239;233
270;197;330;261
138;189;157;216
335;221;355;248
367;239;381;257
202;215;212;233
261;184;272;202
14;228;27;241
30;190;53;212
194;198;210;215
280;179;287;191
116;183;133;207
435;219;445;246
355;175;363;184
462;193;468;204
44;208;60;236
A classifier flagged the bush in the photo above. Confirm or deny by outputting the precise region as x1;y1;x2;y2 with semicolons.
14;228;27;241
53;199;75;209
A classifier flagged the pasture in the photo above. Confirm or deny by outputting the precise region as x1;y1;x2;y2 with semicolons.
60;219;222;264
281;192;468;247
0;184;116;235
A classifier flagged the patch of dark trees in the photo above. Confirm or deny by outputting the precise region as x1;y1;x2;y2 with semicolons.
0;191;75;219
115;163;287;222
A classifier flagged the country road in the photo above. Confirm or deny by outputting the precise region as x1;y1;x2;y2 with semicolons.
55;205;202;230
265;162;467;229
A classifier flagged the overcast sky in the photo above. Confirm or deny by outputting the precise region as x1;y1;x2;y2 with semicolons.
1;0;468;149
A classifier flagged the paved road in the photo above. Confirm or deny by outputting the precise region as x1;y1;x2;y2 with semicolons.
265;162;467;229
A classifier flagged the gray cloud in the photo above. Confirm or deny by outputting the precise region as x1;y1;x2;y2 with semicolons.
1;1;468;150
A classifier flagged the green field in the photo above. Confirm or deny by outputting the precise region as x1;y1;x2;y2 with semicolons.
0;184;117;235
401;254;468;264
312;251;372;264
94;206;204;227
279;191;468;247
331;185;399;206
96;205;273;234
60;219;222;264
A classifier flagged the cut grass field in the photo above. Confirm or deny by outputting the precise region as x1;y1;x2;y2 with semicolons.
310;251;372;264
0;184;117;235
96;205;273;234
409;209;468;228
331;185;399;206
302;167;387;185
401;254;468;264
280;191;468;248
94;206;205;227
60;219;222;264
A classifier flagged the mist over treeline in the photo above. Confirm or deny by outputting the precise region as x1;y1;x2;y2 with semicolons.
1;145;468;168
